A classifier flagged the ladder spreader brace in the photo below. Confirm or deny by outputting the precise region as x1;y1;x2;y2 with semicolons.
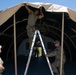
24;30;54;75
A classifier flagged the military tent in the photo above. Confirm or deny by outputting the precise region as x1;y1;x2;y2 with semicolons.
0;2;76;75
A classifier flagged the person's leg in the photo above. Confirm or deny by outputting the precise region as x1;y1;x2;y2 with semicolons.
29;27;35;48
52;62;59;75
26;26;35;48
57;65;65;75
34;49;38;57
62;66;65;75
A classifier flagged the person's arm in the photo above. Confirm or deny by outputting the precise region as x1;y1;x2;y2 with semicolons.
45;50;56;57
24;4;32;13
38;7;44;19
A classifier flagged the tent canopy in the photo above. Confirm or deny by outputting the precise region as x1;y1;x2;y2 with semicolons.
0;2;76;26
0;2;76;62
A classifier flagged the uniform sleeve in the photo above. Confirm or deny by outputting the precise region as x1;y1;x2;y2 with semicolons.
47;50;56;57
29;11;33;14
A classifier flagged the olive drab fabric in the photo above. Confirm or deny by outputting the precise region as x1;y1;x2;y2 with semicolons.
26;11;38;47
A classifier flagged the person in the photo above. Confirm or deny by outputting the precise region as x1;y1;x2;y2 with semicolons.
45;40;66;75
0;45;5;75
34;41;42;57
24;4;44;48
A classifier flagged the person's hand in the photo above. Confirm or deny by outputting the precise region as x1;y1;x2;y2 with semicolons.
45;54;48;57
23;3;27;6
39;6;42;10
33;47;36;50
23;3;28;7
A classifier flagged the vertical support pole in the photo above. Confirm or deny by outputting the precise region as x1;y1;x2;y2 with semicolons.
14;14;18;75
60;12;64;75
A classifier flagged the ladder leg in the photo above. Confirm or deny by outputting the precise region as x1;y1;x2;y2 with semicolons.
37;30;54;75
24;31;37;75
24;30;54;75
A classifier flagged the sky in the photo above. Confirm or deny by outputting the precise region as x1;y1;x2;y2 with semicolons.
0;0;76;11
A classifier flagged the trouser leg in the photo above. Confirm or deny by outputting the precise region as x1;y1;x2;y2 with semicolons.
52;62;59;75
57;66;65;75
26;26;35;48
52;61;65;75
62;67;65;75
62;70;65;75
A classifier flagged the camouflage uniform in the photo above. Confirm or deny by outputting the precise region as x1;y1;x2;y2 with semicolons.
26;11;38;47
48;46;66;75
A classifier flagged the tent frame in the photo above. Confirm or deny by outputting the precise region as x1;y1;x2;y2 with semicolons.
60;12;64;75
13;14;18;75
13;12;64;75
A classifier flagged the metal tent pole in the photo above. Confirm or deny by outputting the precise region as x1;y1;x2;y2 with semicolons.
14;14;18;75
60;12;64;75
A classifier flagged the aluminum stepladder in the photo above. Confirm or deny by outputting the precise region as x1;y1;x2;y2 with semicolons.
24;30;54;75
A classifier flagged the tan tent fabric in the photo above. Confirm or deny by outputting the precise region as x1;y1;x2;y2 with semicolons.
0;2;76;26
0;3;23;25
68;8;76;22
